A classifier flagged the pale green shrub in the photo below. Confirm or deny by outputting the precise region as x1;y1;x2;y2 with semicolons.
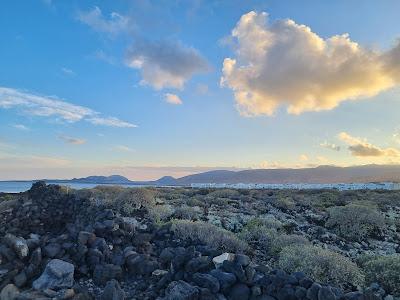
173;205;201;220
171;220;248;252
148;205;175;223
363;255;400;295
326;204;386;241
279;244;364;288
76;186;156;215
269;234;310;256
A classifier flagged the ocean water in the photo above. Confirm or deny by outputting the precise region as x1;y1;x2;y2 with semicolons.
0;181;147;193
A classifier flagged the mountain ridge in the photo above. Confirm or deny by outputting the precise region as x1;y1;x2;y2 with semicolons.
61;164;400;185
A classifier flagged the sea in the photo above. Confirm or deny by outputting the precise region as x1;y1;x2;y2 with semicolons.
0;181;147;193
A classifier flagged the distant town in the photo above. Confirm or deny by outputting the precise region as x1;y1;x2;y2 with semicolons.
191;182;400;191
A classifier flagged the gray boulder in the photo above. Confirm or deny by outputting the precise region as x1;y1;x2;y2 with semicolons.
4;234;29;259
32;259;74;290
0;284;20;300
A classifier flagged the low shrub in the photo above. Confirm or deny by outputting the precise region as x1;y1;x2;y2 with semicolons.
278;244;364;288
269;196;295;211
363;255;400;296
148;204;175;223
208;189;240;199
173;205;201;220
269;234;310;256
326;204;386;241
76;186;156;215
171;220;248;252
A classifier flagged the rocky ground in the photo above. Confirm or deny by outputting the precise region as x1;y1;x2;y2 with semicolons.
0;182;399;300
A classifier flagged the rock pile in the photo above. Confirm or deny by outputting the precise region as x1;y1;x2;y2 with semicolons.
0;182;395;299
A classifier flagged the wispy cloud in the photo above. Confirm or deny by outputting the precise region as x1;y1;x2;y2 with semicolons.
338;132;400;157
126;39;210;90
320;141;341;151
94;50;116;65
222;11;400;116
13;124;29;131
164;93;183;105
77;6;131;35
59;135;86;145
115;145;135;152
61;67;75;76
0;87;137;128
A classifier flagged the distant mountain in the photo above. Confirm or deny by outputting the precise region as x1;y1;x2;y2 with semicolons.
70;175;132;184
170;165;400;185
49;164;400;186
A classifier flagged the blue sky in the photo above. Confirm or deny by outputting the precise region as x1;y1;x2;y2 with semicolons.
1;0;400;180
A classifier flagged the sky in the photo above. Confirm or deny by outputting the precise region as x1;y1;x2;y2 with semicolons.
1;0;400;180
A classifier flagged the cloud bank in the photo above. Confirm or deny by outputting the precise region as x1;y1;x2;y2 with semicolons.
221;11;400;116
338;132;400;157
127;40;209;90
0;87;137;128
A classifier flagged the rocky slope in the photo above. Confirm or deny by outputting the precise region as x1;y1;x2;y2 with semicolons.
0;183;398;300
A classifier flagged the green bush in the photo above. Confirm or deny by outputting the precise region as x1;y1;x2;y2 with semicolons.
148;204;175;223
76;186;156;215
278;244;364;288
269;234;310;256
173;205;201;220
270;196;295;211
363;255;400;296
326;204;386;241
239;218;278;242
171;220;248;252
208;189;240;199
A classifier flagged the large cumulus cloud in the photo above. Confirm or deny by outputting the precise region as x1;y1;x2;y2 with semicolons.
221;11;400;116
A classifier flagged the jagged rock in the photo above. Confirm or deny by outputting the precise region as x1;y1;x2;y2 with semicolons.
164;280;199;300
43;243;62;258
3;234;29;259
209;269;236;291
78;231;96;246
192;273;220;293
93;264;122;285
32;259;74;290
0;284;19;300
318;286;337;300
13;271;27;288
100;280;125;300
228;283;250;300
307;283;322;300
212;253;234;268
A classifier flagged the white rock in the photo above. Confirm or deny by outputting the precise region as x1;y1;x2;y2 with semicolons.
212;253;235;268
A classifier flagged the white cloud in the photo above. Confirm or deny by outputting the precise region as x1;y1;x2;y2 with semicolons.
338;132;400;157
61;67;75;76
87;117;137;128
320;141;341;151
164;93;183;105
59;135;86;145
221;11;400;116
126;39;209;90
13;124;29;131
115;145;135;152
0;87;137;128
77;6;130;35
